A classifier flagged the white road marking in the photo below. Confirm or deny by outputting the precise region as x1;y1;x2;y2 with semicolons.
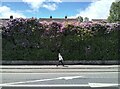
1;76;83;85
0;83;119;87
57;76;83;80
89;83;119;87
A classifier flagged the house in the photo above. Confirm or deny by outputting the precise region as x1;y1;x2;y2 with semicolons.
92;19;107;23
39;18;78;23
0;16;78;28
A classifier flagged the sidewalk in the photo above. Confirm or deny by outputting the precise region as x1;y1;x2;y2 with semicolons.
0;65;119;69
1;65;119;73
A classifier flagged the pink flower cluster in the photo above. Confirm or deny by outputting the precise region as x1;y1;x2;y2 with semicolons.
2;18;120;37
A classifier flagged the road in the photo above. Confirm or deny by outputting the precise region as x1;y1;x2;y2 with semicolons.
0;65;120;89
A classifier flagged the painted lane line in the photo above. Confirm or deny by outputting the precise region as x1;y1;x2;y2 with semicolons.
1;83;119;87
1;76;83;85
2;78;59;85
89;83;119;87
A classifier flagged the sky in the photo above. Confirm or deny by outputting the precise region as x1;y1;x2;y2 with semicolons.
0;0;116;20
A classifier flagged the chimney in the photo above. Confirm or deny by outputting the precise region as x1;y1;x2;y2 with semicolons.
10;15;13;19
50;16;52;19
65;16;67;19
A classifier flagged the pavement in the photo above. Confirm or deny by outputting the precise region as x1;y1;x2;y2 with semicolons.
1;65;119;69
0;65;119;73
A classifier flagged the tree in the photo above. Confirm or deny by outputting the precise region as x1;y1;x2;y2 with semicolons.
84;17;89;22
77;16;83;22
107;1;120;22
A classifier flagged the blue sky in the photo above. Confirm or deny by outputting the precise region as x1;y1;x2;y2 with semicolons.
0;0;115;19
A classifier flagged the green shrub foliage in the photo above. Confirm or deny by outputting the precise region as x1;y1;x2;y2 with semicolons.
2;18;120;60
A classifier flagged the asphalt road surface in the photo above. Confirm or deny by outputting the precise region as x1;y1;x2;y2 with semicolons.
0;65;120;89
1;72;119;89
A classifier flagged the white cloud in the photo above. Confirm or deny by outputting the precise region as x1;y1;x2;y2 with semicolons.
22;0;61;11
48;0;62;3
42;3;57;11
0;6;26;18
0;0;100;2
23;0;45;11
70;0;115;20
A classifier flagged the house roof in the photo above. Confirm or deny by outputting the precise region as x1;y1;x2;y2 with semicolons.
92;19;107;21
39;18;77;22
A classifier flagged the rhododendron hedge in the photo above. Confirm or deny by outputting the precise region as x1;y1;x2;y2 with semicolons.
2;18;120;60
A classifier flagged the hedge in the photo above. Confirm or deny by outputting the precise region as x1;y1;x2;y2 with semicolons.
2;18;120;60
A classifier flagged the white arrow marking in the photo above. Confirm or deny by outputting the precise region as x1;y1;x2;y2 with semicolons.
58;76;82;80
89;83;119;87
0;76;82;86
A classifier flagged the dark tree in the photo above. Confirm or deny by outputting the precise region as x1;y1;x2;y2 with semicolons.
107;1;120;22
